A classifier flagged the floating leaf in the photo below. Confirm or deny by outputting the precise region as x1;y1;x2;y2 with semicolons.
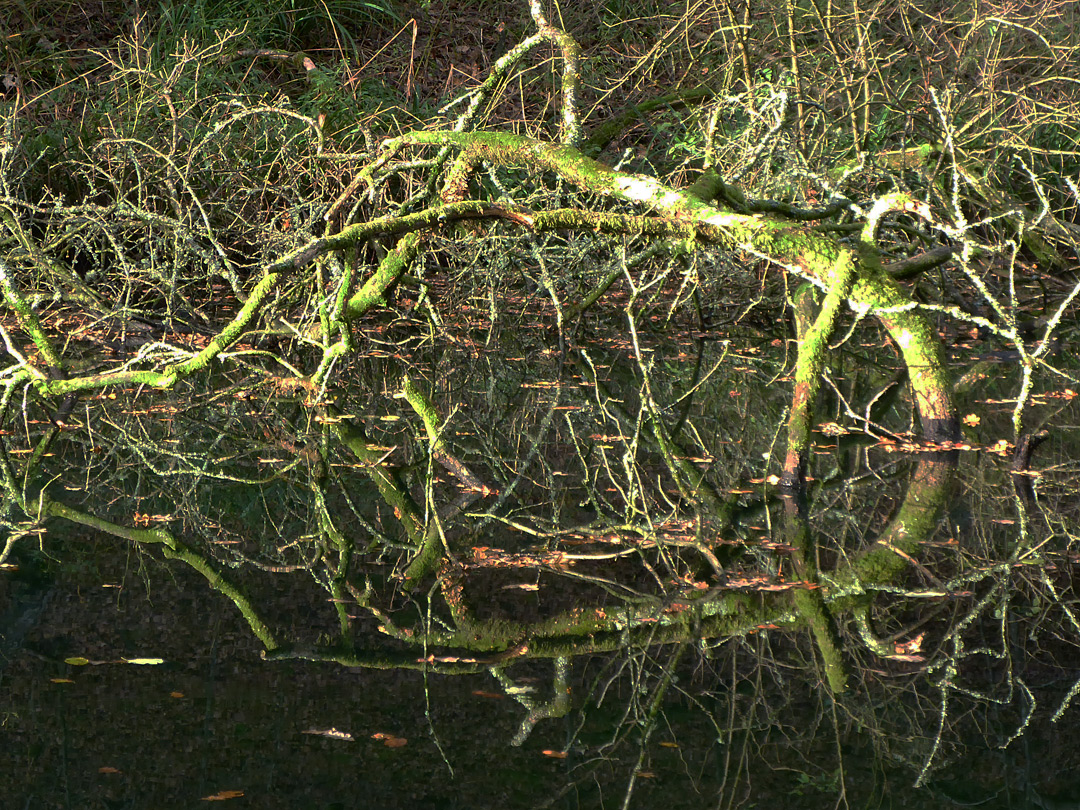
371;731;407;747
201;789;244;801
122;658;164;665
64;657;90;666
98;766;122;774
303;727;354;741
542;750;568;759
50;678;75;684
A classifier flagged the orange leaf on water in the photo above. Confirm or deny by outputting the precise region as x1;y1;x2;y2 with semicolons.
201;790;244;801
372;732;407;747
304;727;354;741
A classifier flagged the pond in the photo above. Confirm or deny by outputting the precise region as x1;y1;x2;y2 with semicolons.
3;279;1079;810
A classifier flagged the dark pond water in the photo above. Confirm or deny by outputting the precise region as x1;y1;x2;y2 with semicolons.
3;280;1080;809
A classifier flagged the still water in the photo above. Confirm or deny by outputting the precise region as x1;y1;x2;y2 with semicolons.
3;289;1079;809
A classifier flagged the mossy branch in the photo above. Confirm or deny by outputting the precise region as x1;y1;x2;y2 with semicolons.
0;256;64;374
32;493;279;650
384;129;957;441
